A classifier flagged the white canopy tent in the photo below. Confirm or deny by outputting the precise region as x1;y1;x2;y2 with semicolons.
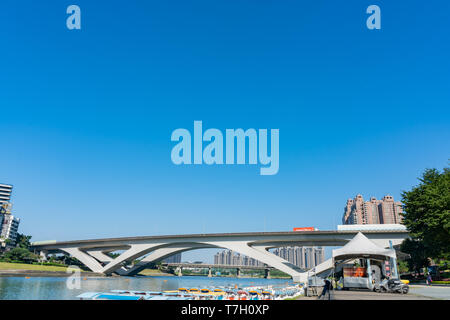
332;232;397;262
331;232;399;288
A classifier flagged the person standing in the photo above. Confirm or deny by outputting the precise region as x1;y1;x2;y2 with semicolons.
318;279;331;300
426;274;432;286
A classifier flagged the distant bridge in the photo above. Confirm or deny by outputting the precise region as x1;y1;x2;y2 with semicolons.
161;263;278;278
31;228;408;283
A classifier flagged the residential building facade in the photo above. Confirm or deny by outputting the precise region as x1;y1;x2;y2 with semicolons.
162;253;182;263
214;246;324;269
0;214;20;244
214;250;264;267
0;183;20;245
342;194;403;225
0;184;13;204
272;246;325;269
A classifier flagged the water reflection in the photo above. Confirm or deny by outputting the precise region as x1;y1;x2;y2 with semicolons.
0;276;292;300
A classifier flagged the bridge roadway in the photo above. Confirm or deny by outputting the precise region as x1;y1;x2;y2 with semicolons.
31;229;408;283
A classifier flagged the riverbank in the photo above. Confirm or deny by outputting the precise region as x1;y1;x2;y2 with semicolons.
0;263;291;280
0;262;102;277
137;268;174;276
0;269;103;277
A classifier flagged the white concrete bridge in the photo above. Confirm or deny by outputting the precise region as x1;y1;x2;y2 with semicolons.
31;228;408;283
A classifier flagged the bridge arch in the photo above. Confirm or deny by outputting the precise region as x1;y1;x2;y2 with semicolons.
54;240;305;281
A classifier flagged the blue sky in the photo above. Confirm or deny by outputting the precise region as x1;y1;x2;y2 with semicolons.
1;1;449;262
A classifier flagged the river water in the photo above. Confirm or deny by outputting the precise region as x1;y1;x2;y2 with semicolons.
0;276;293;300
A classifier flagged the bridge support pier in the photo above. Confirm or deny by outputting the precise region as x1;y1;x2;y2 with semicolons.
39;251;48;262
61;248;104;273
264;268;271;279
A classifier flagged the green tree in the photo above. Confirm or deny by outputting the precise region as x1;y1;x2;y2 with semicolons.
400;238;429;274
397;260;409;274
15;234;32;249
401;167;450;261
56;254;85;268
2;247;38;263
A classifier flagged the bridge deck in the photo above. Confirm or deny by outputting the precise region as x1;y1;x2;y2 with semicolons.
31;229;407;249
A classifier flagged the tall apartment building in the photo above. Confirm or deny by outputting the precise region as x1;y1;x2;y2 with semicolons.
342;194;403;225
273;246;325;270
0;184;13;204
214;250;264;267
214;247;324;270
0;183;20;245
162;253;182;263
0;214;20;243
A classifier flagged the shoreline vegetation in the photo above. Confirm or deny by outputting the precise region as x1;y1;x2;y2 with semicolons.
0;262;102;277
0;262;291;279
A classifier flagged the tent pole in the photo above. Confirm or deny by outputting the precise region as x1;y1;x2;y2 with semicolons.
366;258;373;290
389;240;399;279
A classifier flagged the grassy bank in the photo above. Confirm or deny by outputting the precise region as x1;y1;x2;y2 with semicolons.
432;281;450;285
0;262;81;272
138;268;173;276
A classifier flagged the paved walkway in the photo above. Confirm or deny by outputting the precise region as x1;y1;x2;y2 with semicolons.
409;285;450;300
298;285;450;300
329;289;432;300
304;289;433;300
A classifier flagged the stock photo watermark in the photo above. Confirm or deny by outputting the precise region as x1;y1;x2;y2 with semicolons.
66;265;81;290
366;5;381;30
66;5;81;30
65;4;380;31
171;121;279;175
